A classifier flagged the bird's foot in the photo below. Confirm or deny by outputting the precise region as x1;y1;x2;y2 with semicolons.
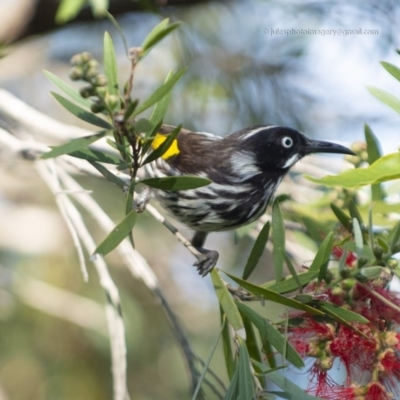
193;249;219;277
133;187;151;213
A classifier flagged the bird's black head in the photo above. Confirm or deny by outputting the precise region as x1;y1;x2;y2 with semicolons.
236;125;355;173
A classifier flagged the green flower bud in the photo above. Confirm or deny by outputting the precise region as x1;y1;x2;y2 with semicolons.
93;74;108;87
388;259;399;269
81;52;93;63
373;245;384;259
107;94;120;110
80;86;94;99
86;59;99;69
95;86;107;98
391;242;400;254
357;257;369;269
91;102;105;113
70;54;83;66
86;67;99;80
69;67;84;80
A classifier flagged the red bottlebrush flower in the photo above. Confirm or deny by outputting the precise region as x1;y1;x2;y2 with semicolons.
365;382;393;400
332;245;357;267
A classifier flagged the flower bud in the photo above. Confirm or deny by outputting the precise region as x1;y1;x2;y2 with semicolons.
107;94;120;110
80;86;94;98
86;67;99;80
93;74;108;87
81;51;93;63
373;245;384;259
69;67;83;80
70;54;83;66
91;102;105;113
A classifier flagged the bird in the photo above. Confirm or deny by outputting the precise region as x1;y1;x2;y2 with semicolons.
141;124;355;276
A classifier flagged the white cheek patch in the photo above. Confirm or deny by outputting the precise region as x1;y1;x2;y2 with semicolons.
230;151;261;180
282;153;300;169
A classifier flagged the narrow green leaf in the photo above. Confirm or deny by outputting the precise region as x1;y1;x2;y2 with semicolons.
51;92;113;129
243;221;270;280
133;68;187;116
149;71;174;128
103;32;119;96
331;203;352;231
368;205;374;250
284;254;302;290
381;61;400;82
263;270;319;294
353;218;363;258
124;99;139;120
377;237;390;253
306;152;400;188
134;118;153;134
390;221;400;252
349;200;364;226
308;232;334;274
141;18;181;56
318;300;369;323
211;269;245;335
367;86;400;114
241;313;263;379
41;131;107;159
267;370;323;400
364;124;382;164
359;266;383;280
44;70;92;109
221;309;235;380
55;0;86;24
140;176;211;191
124;179;136;245
94;210;137;256
69;147;123;165
224;363;239;400
237;303;304;369
225;273;324;316
237;337;256;400
272;202;285;281
192;321;224;400
88;0;108;17
89;161;126;188
142;125;182;165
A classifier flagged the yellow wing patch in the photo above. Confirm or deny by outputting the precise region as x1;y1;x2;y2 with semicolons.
151;133;180;159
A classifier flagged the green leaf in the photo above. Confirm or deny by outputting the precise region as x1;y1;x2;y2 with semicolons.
359;266;383;280
308;232;334;274
390;221;400;252
141;19;181;57
51;92;113;129
134;118;153;134
221;309;235;380
367;86;400;114
381;61;400;82
192;321;224;400
41;131;107;159
241;313;263;368
243;221;270;280
349;200;364;226
237;337;256;400
225;273;324;316
331;203;352;231
267;370;323;400
94;210;137;256
133;68;187;116
284;254;302;290
55;0;86;24
353;218;364;258
318;301;369;323
88;0;108;17
103;32;119;96
149;71;174;128
142;125;182;165
140;176;211;191
272;202;285;281
89;161;126;188
365;124;385;201
237;303;304;369
69;147;123;165
305;152;400;188
263;270;319;294
224;363;239;400
44;70;92;109
211;269;244;335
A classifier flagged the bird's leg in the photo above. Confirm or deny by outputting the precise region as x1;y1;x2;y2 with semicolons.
133;186;152;213
191;231;219;277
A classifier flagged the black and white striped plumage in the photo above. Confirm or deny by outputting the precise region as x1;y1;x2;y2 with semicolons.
144;125;354;275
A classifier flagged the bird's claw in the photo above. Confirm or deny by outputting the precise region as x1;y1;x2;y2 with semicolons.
193;250;219;277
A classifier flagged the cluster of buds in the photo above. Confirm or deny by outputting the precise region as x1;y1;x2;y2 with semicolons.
284;248;400;400
69;52;118;113
344;141;369;168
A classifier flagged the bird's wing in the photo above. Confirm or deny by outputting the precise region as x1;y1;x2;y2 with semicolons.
150;125;223;176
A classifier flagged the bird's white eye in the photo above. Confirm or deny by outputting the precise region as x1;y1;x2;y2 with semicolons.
281;137;293;148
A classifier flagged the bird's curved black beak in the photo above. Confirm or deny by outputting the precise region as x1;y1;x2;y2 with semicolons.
305;139;356;156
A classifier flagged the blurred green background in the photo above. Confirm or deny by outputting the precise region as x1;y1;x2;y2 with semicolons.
0;0;399;399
